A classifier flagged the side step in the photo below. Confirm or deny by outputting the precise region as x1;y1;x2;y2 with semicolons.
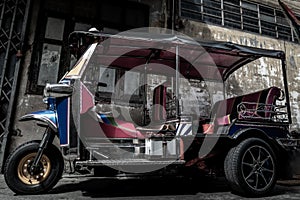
75;159;185;167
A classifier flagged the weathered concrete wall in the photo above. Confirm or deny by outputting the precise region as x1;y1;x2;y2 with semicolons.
141;0;167;28
10;0;50;152
179;18;300;130
177;0;300;130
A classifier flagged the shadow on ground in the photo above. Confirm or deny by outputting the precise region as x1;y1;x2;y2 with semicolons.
48;175;291;198
50;176;230;198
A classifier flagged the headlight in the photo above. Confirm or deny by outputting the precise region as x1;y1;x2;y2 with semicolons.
43;83;73;98
43;83;50;98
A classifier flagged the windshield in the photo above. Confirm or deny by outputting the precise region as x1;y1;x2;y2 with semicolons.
66;43;98;79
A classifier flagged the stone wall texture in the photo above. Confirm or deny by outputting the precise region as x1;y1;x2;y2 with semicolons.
180;18;300;130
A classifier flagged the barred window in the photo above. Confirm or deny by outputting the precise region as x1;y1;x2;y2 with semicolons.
180;0;296;42
203;0;222;25
242;1;259;32
181;0;202;21
224;0;241;29
259;5;276;37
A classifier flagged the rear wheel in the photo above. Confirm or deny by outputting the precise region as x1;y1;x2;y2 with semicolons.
4;140;64;194
224;138;277;197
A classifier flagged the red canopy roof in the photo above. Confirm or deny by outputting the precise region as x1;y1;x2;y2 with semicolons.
69;31;285;81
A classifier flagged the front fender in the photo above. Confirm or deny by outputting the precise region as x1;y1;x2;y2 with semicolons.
19;110;58;132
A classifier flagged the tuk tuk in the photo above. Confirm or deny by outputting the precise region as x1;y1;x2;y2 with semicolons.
3;28;298;197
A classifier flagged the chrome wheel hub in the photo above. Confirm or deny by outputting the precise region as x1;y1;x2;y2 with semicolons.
241;145;275;191
17;153;51;185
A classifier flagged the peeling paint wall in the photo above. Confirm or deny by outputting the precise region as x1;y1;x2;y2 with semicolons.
144;0;167;28
9;0;48;152
180;19;300;130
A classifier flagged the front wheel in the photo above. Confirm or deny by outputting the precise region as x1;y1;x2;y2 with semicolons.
4;140;64;194
224;138;277;197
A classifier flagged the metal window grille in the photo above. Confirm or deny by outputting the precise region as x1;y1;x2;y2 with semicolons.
180;0;296;42
0;0;31;170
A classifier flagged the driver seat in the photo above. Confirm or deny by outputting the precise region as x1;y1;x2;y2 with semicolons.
136;83;176;134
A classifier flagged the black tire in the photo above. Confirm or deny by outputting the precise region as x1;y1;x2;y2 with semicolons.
4;140;64;195
224;138;277;197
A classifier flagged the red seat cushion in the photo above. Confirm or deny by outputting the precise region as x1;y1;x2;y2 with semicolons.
212;87;282;125
152;85;167;122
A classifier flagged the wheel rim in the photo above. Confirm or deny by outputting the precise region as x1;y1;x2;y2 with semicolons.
241;145;275;191
17;153;51;185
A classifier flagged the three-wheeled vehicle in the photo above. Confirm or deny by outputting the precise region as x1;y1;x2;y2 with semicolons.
3;28;298;197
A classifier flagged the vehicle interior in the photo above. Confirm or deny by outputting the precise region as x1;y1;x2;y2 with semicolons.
67;31;290;141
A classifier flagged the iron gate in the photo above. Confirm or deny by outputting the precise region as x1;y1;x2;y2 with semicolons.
0;0;30;170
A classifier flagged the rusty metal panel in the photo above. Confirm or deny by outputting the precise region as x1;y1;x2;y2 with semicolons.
0;0;31;171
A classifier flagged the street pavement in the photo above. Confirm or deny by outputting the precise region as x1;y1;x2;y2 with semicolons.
1;173;300;199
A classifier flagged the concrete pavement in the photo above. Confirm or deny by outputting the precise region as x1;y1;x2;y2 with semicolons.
1;173;300;199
